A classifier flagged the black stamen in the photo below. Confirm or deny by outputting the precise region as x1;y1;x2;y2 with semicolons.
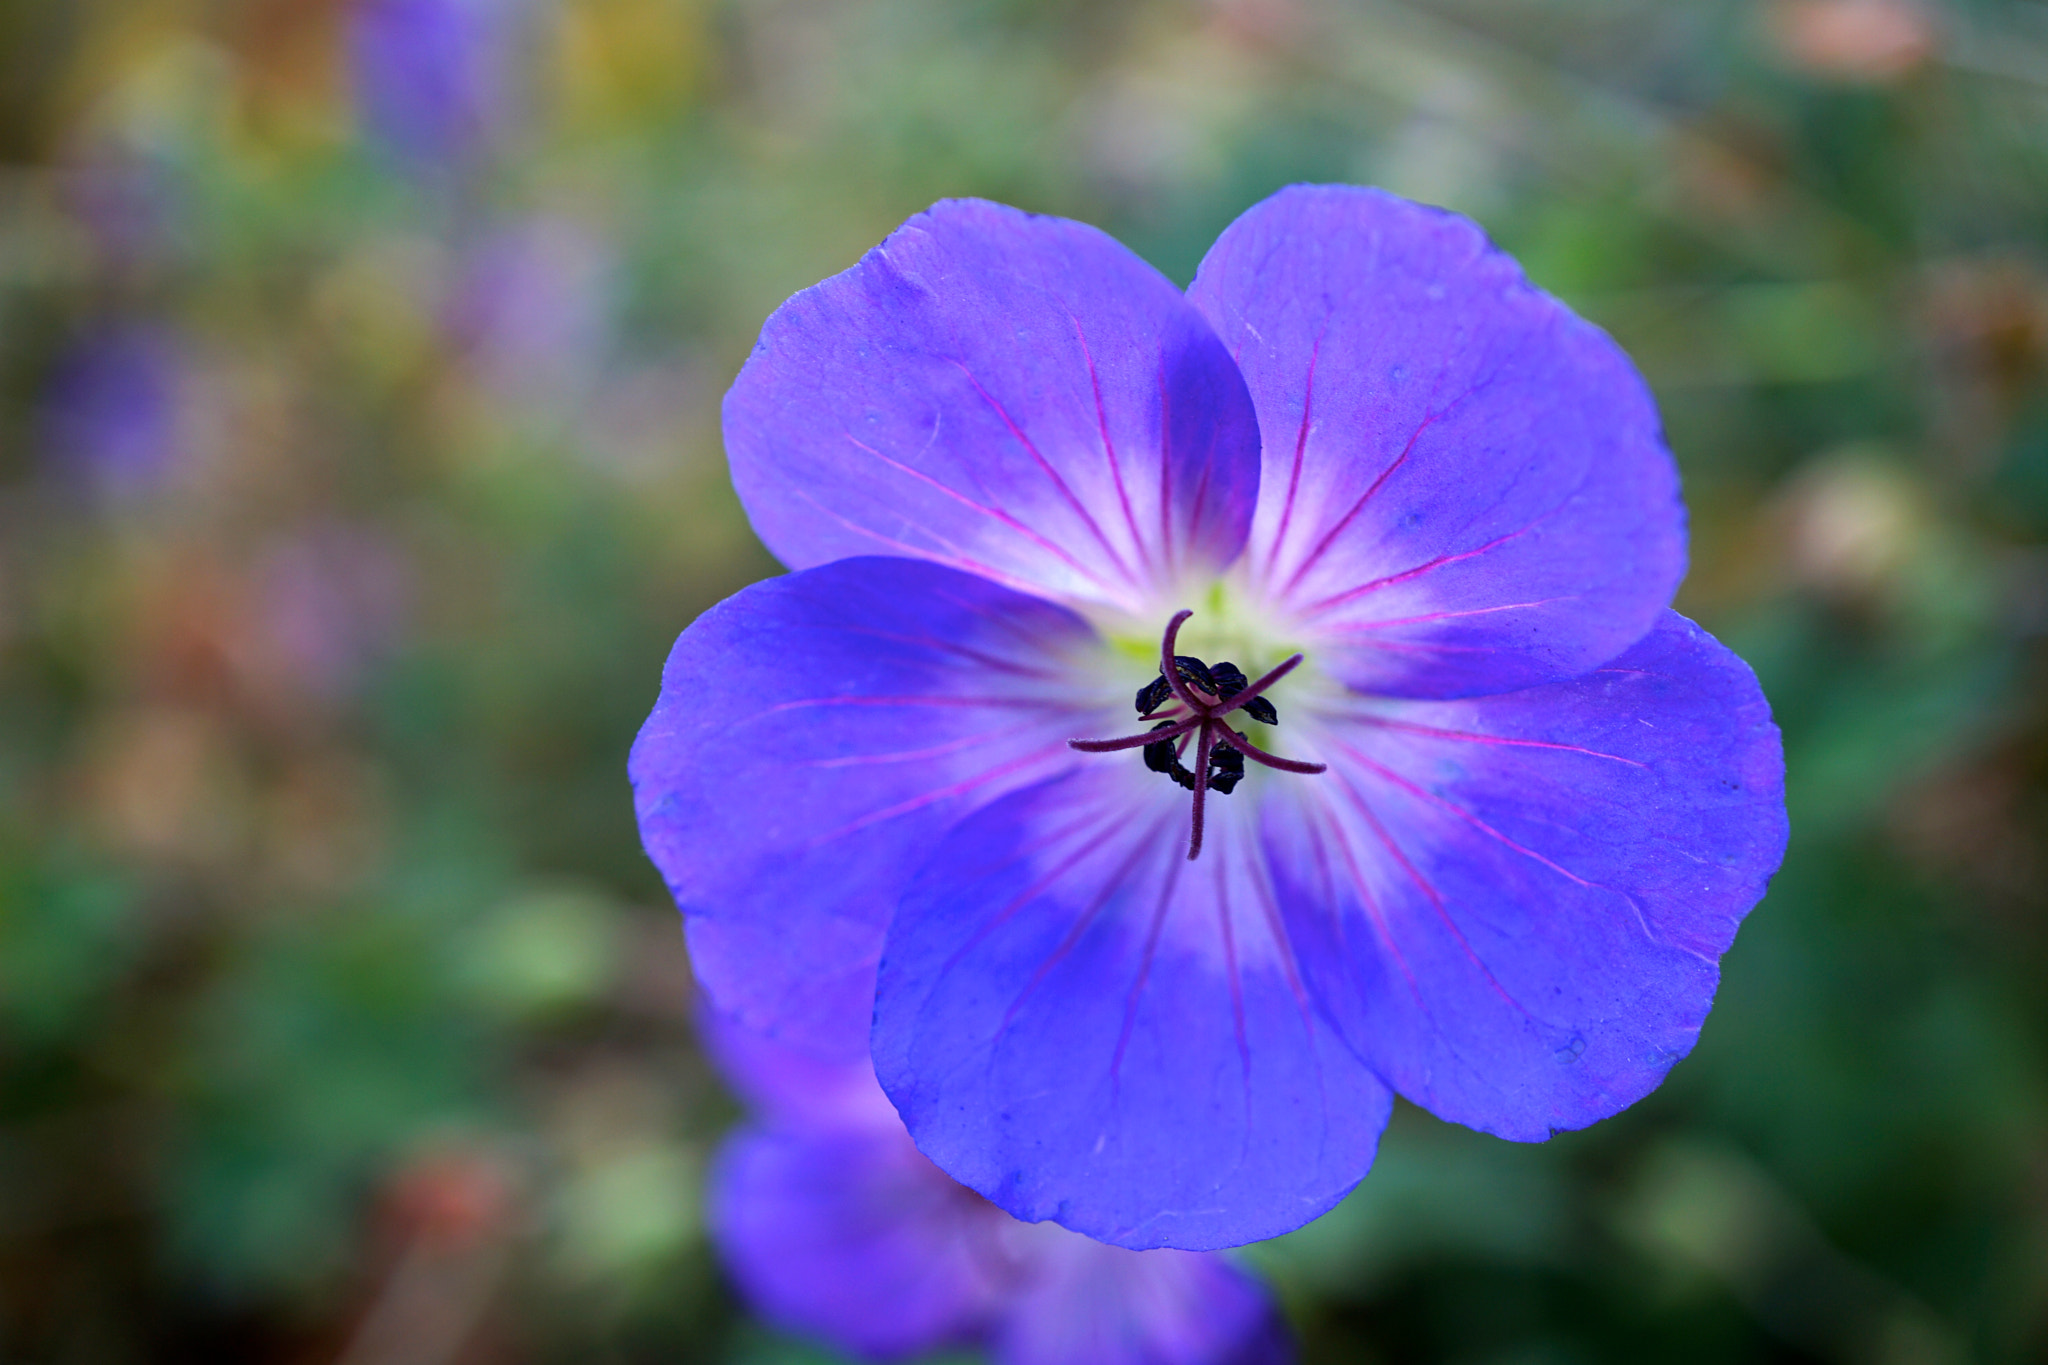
1141;721;1187;783
1073;611;1326;860
1208;661;1248;694
1208;743;1244;794
1140;720;1234;792
1206;662;1279;726
1137;657;1233;717
1138;658;1277;726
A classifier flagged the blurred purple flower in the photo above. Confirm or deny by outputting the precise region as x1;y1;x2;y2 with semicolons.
445;215;614;410
347;0;521;169
256;523;411;703
631;187;1788;1250
705;1017;1291;1365
58;150;180;267
40;323;186;499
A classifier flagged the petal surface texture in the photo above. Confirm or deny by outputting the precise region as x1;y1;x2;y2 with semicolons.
1188;184;1686;698
725;199;1262;612
697;1005;904;1132
994;1237;1292;1365
710;1122;1004;1361
630;557;1103;1058
1268;611;1787;1139
874;763;1396;1251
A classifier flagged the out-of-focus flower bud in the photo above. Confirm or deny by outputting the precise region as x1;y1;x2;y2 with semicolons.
40;323;188;502
1766;0;1938;84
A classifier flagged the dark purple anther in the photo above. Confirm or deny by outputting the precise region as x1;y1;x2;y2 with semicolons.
1136;657;1279;726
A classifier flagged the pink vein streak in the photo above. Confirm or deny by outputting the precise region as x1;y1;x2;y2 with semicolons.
802;719;1049;769
939;804;1133;978
811;742;1068;844
950;361;1136;588
1280;409;1439;595
1297;520;1539;619
1069;313;1151;580
1337;716;1647;767
786;484;1062;603
997;816;1172;1040
1211;838;1253;1093
843;433;1115;592
1327;764;1533;1021
1321;596;1577;632
1263;333;1319;580
1111;844;1185;1095
1333;739;1691;958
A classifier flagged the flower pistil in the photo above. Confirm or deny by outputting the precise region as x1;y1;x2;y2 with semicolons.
1070;609;1327;861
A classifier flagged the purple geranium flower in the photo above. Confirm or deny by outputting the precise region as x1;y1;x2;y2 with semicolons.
256;521;412;703
347;0;520;170
704;1015;1291;1364
444;214;615;410
631;185;1788;1250
40;322;186;500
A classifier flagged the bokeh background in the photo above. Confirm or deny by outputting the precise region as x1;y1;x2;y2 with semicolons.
1;0;2044;1361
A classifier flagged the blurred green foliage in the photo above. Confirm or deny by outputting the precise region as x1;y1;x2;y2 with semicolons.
1;0;2044;1362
